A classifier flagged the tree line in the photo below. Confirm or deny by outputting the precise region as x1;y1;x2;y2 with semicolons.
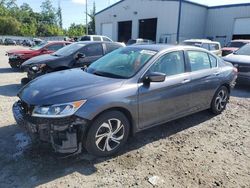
0;0;95;37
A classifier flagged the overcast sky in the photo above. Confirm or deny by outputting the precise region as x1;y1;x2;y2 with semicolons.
15;0;250;28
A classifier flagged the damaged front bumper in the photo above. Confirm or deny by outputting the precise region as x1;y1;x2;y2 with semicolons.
12;101;88;154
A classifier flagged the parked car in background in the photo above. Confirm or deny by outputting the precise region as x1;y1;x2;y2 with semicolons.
13;45;237;156
20;41;125;83
126;38;154;46
4;38;16;45
22;39;35;47
79;35;113;42
183;39;222;56
222;39;250;56
6;41;71;68
223;43;250;85
0;39;3;45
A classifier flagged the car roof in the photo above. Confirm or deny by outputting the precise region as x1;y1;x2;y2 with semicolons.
47;41;71;44
76;41;117;45
126;44;208;52
231;39;250;43
184;39;219;44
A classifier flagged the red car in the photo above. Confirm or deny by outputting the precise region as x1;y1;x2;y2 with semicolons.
222;39;250;56
6;41;71;68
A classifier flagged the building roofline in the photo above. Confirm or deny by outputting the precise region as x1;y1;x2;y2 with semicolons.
208;3;250;9
95;0;208;16
95;0;250;16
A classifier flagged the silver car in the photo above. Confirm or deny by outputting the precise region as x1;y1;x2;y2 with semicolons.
13;45;237;156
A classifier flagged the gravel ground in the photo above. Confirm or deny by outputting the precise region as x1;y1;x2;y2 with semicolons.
0;45;250;188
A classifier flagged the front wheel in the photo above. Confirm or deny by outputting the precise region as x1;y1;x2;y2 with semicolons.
85;111;130;157
210;86;229;114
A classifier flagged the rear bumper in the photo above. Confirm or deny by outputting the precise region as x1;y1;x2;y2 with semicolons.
12;101;88;154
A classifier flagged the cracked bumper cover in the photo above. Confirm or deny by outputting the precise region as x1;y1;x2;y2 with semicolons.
12;101;88;154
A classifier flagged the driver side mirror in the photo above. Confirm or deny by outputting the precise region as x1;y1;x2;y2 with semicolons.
143;72;166;84
76;53;85;60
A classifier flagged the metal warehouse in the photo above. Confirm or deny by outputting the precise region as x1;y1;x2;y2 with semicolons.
95;0;250;46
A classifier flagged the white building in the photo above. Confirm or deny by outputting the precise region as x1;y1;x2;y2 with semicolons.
95;0;250;46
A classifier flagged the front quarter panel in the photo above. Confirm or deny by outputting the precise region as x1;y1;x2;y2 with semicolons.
74;82;139;132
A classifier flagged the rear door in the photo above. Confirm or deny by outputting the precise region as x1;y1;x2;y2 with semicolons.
138;51;193;129
186;50;220;110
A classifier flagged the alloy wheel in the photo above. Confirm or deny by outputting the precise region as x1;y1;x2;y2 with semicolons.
95;118;125;152
215;89;228;111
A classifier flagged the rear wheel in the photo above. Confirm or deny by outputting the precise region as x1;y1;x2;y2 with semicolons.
85;111;130;157
211;86;229;114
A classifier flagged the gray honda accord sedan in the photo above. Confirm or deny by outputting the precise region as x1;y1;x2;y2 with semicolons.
13;45;237;156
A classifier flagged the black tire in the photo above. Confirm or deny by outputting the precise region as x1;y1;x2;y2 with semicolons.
210;86;229;115
85;111;130;157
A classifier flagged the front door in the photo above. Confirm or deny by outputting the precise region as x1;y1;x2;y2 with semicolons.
138;51;192;129
75;43;104;67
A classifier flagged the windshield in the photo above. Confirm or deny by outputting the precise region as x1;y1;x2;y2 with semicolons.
87;47;157;78
30;41;48;50
235;44;250;55
53;43;85;56
226;41;246;48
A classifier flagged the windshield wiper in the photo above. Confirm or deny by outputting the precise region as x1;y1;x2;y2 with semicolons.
92;71;126;79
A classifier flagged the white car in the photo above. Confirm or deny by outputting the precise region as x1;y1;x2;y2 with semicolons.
79;35;113;42
183;39;222;56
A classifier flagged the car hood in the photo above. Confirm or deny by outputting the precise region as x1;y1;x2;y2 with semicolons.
21;54;62;67
7;49;35;55
18;68;125;105
223;54;250;64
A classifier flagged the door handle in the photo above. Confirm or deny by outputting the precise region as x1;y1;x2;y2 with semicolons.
181;79;191;84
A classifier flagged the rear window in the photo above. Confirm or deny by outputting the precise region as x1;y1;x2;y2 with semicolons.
103;37;112;42
209;43;219;51
227;41;246;48
105;43;122;53
127;39;136;45
201;43;209;50
93;36;102;41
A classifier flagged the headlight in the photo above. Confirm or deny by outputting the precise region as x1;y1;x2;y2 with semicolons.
32;100;86;118
31;64;46;71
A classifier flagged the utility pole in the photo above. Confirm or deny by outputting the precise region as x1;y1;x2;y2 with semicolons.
86;0;88;35
176;0;182;44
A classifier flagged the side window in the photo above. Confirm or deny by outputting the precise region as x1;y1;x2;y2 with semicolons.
150;51;185;76
209;43;219;51
103;37;112;42
105;43;122;53
84;44;103;56
93;36;102;41
209;54;217;68
201;43;209;50
80;36;91;41
187;51;211;71
47;44;64;51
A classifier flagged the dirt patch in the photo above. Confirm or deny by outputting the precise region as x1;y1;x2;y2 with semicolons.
0;45;249;187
